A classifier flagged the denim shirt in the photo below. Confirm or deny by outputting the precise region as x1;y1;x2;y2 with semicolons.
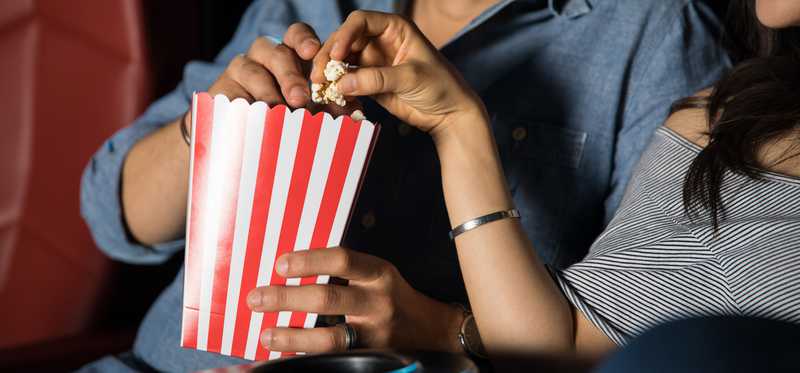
80;0;728;370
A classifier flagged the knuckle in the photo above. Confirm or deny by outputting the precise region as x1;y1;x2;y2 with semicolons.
373;259;393;283
264;287;287;309
247;37;269;55
348;9;365;20
252;88;280;103
326;329;343;351
272;330;292;351
272;43;293;57
255;90;282;104
276;287;290;308
248;37;268;51
226;54;246;72
280;70;304;84
367;69;385;90
250;82;277;99
239;60;263;78
321;285;340;310
375;295;396;322
232;53;247;65
247;37;262;52
332;249;352;274
287;22;310;35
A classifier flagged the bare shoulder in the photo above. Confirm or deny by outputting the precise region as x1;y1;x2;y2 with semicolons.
663;89;712;148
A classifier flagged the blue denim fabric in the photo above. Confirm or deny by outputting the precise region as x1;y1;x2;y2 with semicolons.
79;0;729;371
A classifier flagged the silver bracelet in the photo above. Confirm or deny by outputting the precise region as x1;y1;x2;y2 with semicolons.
449;209;520;240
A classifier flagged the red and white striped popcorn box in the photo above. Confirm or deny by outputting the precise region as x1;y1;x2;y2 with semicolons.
181;93;379;361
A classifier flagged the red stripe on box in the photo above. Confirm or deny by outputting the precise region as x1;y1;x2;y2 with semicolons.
181;308;200;349
183;93;215;349
288;116;361;330
257;110;324;359
230;105;286;358
206;105;248;353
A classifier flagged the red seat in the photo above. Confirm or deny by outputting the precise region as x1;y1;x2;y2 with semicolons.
0;0;150;355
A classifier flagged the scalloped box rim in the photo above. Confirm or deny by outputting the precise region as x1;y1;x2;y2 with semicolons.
194;92;378;127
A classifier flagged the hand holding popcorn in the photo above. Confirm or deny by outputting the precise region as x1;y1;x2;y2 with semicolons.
311;10;487;138
311;60;353;106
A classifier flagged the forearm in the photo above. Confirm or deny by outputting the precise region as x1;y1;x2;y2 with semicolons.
121;115;190;245
433;112;575;356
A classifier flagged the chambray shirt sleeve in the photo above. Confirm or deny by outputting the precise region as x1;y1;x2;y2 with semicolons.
603;1;730;224
80;0;294;264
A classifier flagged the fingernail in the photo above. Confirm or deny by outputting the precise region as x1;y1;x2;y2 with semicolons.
276;256;289;276
290;86;308;100
331;41;342;57
261;329;272;348
247;291;261;307
337;75;356;94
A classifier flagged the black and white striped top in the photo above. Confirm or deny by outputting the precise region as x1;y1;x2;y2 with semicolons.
554;127;800;345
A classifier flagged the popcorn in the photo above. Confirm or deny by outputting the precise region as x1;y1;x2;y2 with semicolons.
312;60;353;107
351;110;366;121
324;60;350;81
324;81;346;107
311;83;325;104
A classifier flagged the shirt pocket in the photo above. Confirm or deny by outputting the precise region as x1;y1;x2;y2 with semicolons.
499;120;589;266
510;120;588;169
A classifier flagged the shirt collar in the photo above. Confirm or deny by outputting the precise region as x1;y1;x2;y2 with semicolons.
360;0;593;19
358;0;592;18
546;0;592;18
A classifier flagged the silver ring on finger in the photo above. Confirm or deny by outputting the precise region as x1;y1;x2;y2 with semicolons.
338;322;358;351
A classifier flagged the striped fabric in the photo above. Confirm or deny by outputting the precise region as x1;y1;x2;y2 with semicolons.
555;127;800;345
181;93;378;360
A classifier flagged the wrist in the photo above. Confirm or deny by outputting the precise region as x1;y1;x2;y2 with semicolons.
430;106;490;148
432;107;513;226
439;303;467;353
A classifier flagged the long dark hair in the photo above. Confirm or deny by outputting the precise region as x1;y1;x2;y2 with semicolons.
672;0;800;231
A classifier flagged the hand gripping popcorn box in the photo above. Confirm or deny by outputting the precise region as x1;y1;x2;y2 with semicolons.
181;92;379;360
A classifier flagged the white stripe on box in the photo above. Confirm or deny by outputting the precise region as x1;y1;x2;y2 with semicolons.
244;107;304;360
268;350;282;360
329;121;375;245
280;115;342;333
220;102;267;355
181;93;200;346
197;96;239;350
275;311;293;330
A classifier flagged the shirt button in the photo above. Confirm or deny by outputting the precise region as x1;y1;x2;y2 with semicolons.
361;211;376;229
398;123;412;136
512;127;527;141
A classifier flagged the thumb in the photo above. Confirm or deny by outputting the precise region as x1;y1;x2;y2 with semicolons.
336;64;419;97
